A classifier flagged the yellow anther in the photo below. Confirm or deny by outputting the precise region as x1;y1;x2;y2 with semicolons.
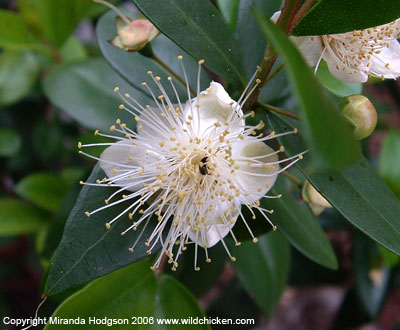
113;87;120;92
105;223;111;229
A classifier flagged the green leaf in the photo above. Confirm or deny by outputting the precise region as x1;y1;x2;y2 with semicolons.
44;164;159;296
293;0;400;36
267;113;400;257
217;0;241;31
0;9;34;48
60;36;88;62
131;0;246;85
0;50;41;106
16;173;70;212
0;128;21;157
43;58;151;131
317;61;362;97
0;198;47;236
265;178;337;269
96;9;210;100
233;230;290;318
45;259;208;330
253;10;360;170
31;0;93;47
378;130;400;198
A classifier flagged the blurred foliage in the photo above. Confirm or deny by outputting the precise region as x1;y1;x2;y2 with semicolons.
0;0;399;329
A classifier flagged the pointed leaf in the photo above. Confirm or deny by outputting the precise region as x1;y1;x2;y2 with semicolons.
96;9;210;100
45;259;208;329
233;230;290;318
265;178;337;269
267;113;400;257
43;58;152;131
44;164;158;296
253;10;360;170
293;0;400;36
131;0;246;85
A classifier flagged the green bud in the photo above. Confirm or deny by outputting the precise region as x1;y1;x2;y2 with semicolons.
341;95;377;140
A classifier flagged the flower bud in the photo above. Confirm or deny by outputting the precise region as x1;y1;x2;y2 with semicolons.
111;16;159;52
93;0;159;52
341;95;377;140
302;181;332;216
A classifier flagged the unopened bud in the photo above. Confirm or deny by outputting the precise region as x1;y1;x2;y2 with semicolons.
302;181;332;216
110;17;159;52
93;0;158;52
341;95;377;140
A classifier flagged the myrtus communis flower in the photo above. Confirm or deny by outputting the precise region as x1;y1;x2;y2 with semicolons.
272;11;400;83
78;58;304;271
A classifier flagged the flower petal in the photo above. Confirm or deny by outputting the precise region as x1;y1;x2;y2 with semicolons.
188;202;240;248
100;139;157;192
184;81;244;136
232;139;279;204
291;36;325;67
369;40;400;79
324;51;369;83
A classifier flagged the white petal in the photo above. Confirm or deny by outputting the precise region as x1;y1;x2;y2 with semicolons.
291;36;324;67
183;81;244;136
271;11;281;23
100;140;156;192
188;202;239;248
324;52;369;83
232;139;279;204
370;40;400;79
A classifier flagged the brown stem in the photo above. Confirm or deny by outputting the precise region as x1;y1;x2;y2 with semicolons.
258;102;299;120
288;0;316;34
244;0;300;111
151;54;196;96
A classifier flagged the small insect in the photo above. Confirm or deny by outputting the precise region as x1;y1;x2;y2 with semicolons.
199;156;209;175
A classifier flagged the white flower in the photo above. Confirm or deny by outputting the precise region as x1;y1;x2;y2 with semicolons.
272;11;400;83
79;57;304;271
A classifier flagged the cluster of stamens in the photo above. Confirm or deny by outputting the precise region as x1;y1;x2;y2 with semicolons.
78;57;305;271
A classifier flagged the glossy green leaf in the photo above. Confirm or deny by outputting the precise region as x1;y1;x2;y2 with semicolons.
235;0;283;78
265;178;337;269
16;173;70;212
44;164;159;296
43;58;151;131
32;0;93;47
253;11;360;170
0;9;34;48
267;113;400;257
0;128;21;157
0;50;41;106
378;130;400;198
131;0;246;85
96;9;210;100
233;230;290;318
317;61;362;97
0;198;47;236
46;259;208;329
217;0;241;31
293;0;400;36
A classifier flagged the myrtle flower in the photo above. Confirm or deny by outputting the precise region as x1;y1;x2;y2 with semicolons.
94;0;159;52
78;57;304;271
272;11;400;83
